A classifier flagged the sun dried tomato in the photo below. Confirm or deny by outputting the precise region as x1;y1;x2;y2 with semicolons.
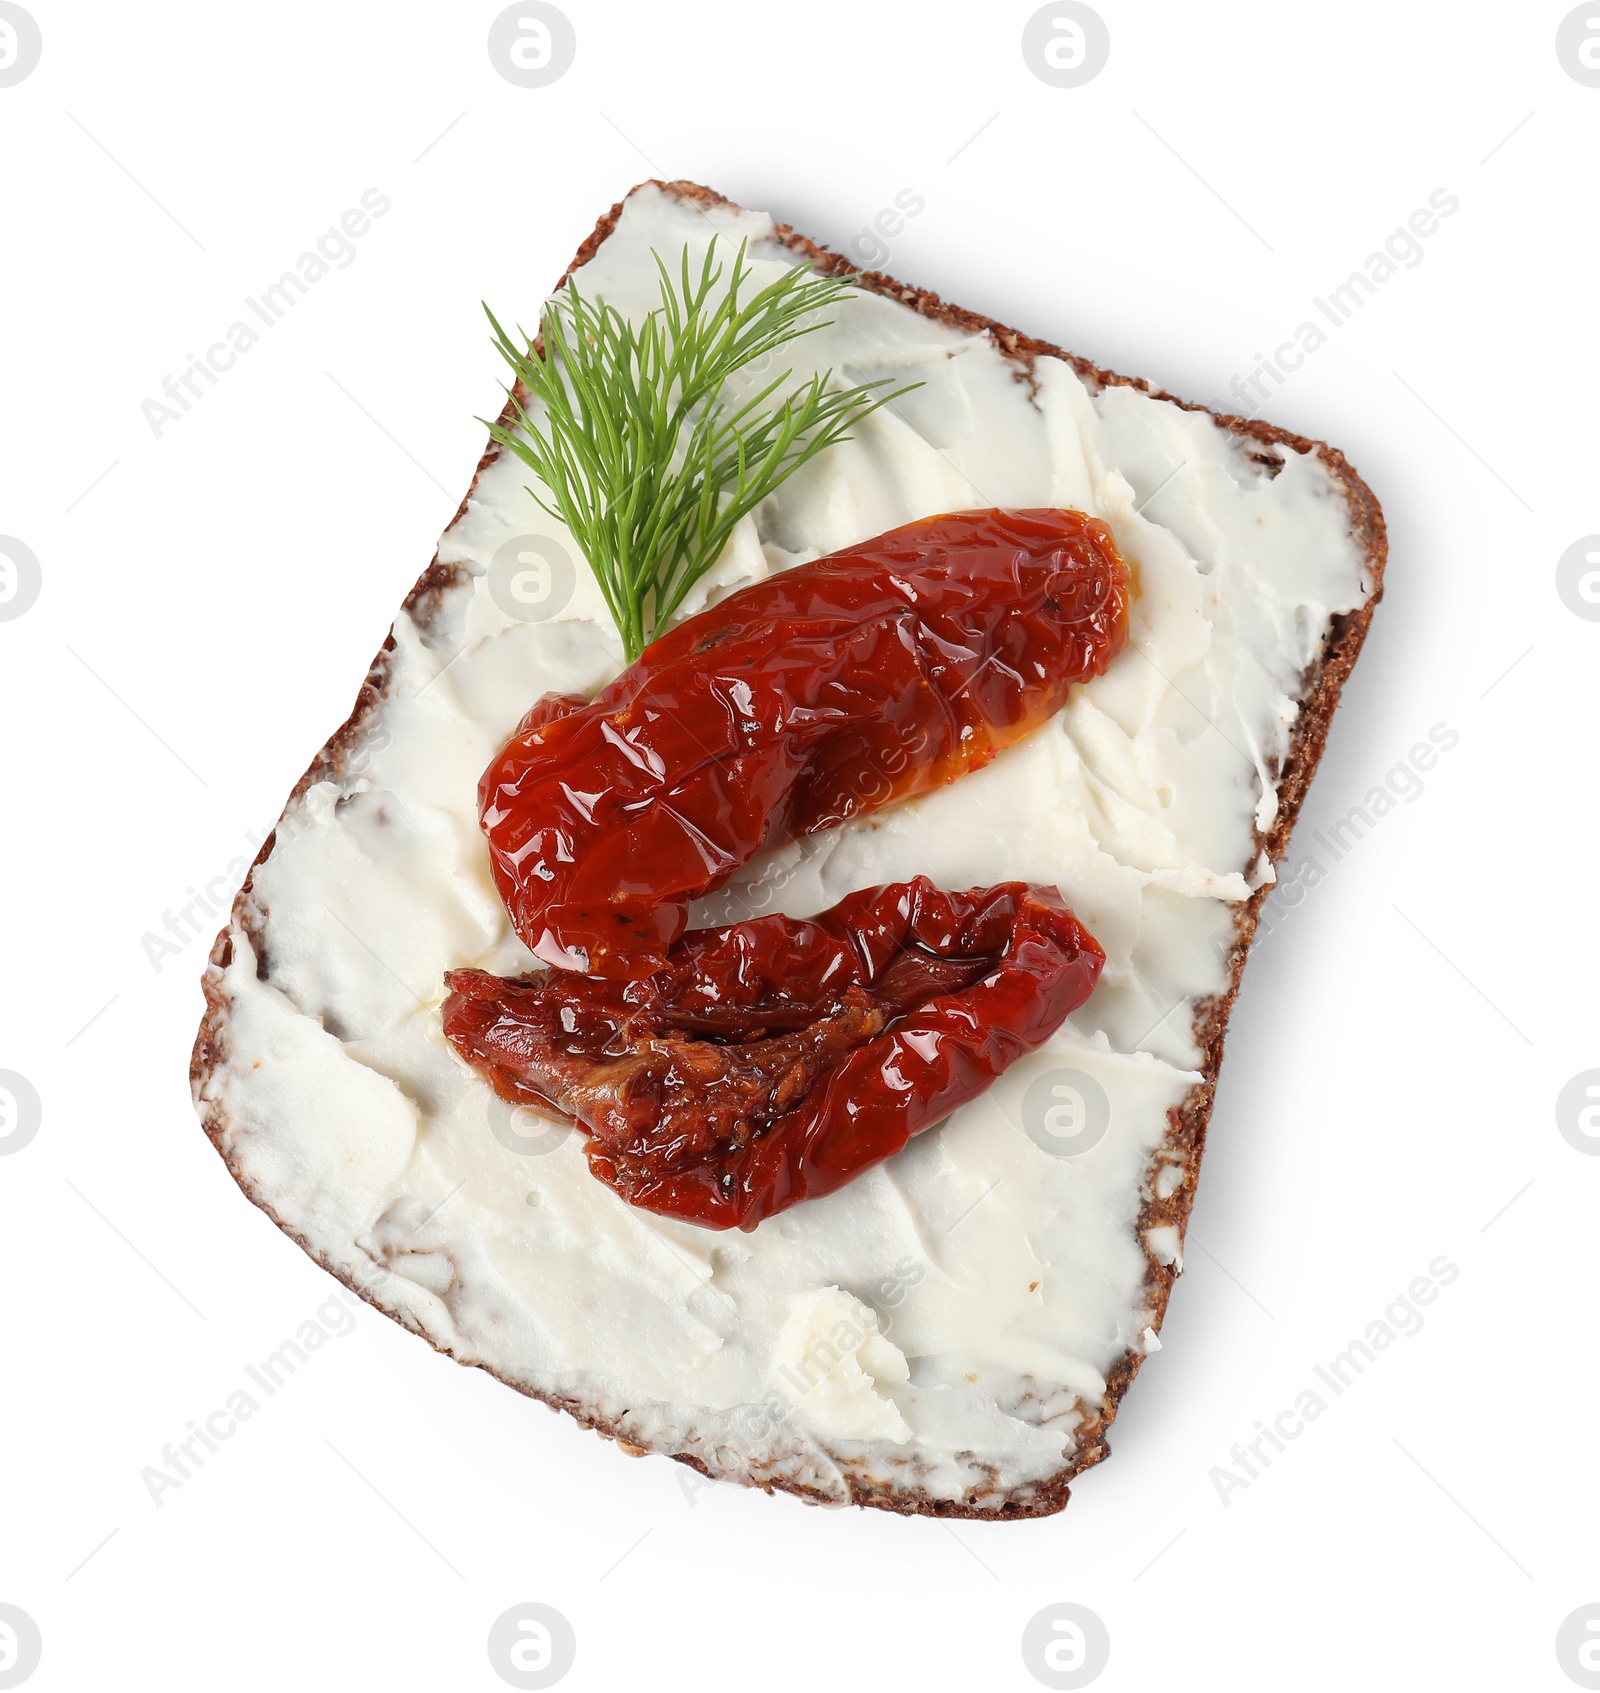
443;877;1104;1229
451;508;1129;1226
480;508;1130;977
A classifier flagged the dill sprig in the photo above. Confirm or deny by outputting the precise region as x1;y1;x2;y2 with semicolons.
483;240;918;661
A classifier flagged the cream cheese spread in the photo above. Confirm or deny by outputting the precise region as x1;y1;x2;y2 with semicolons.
199;185;1372;1507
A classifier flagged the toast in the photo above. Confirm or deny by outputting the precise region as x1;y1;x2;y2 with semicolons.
192;179;1385;1518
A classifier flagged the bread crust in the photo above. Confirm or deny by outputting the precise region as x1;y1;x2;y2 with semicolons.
191;179;1386;1520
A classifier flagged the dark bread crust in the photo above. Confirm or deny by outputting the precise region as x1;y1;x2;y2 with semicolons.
191;179;1386;1520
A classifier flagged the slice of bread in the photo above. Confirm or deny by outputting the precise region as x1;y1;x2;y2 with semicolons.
191;180;1385;1518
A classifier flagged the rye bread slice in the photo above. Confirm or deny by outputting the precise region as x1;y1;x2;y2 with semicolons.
191;178;1386;1519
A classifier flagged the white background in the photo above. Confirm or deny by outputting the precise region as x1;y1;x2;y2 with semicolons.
2;2;1598;1689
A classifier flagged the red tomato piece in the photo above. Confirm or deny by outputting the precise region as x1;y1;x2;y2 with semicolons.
480;508;1130;977
443;877;1105;1229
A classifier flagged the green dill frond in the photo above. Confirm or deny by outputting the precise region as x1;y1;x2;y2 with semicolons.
482;240;920;662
